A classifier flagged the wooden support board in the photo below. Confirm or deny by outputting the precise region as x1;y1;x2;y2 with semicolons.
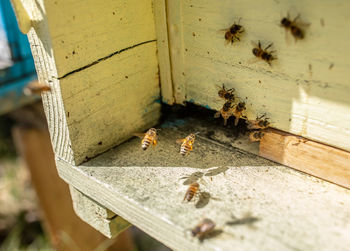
165;0;350;152
25;0;161;165
12;125;134;251
56;117;350;251
259;128;350;189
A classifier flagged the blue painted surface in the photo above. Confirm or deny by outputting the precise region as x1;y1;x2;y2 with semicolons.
0;0;38;114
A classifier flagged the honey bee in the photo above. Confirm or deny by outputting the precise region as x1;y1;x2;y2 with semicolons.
280;13;307;41
23;81;51;96
191;218;216;241
252;41;276;66
214;101;234;126
176;133;197;156
222;19;244;44
217;84;235;102
233;102;246;126
183;182;200;202
134;128;158;150
247;115;270;130
249;131;265;142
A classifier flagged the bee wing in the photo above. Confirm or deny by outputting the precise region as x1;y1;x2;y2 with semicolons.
176;139;185;144
214;111;221;118
284;28;293;46
246;57;260;65
134;133;145;139
246;121;259;130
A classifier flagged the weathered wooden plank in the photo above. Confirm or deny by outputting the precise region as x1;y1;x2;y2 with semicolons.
153;0;174;105
69;186;131;238
56;117;350;251
25;0;161;165
259;128;350;189
167;0;350;151
11;124;134;251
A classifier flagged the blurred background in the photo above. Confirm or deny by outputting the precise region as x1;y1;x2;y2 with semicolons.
0;1;169;250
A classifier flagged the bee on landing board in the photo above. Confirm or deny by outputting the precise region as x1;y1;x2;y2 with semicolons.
281;13;309;41
134;128;158;150
217;84;235;102
183;182;200;202
214;101;235;126
252;41;276;66
191;218;216;241
221;18;244;44
233;102;246;126
247;115;270;130
176;133;197;156
23;81;51;96
249;131;265;142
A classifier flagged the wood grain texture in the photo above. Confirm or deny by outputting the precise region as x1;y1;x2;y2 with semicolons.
56;119;350;251
167;0;350;151
259;128;350;189
25;0;161;165
69;186;131;238
154;0;174;105
12;126;134;251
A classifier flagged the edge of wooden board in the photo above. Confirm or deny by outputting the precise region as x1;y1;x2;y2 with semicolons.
259;128;350;189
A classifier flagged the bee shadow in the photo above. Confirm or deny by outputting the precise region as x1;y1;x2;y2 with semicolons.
204;166;228;177
199;229;224;242
226;215;260;227
180;171;204;185
195;192;211;209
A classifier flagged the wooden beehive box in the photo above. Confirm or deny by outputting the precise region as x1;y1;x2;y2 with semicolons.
12;0;350;250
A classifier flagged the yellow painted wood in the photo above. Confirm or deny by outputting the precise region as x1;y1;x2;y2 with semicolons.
153;0;174;104
167;0;350;151
10;0;32;34
26;0;161;165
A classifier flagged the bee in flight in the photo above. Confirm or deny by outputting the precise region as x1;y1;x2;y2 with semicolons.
221;18;244;44
191;218;216;241
214;101;235;126
247;114;270;130
249;131;265;142
134;128;159;150
217;84;235;102
252;41;276;66
23;81;51;96
281;13;308;41
183;182;200;202
233;102;246;126
177;133;198;156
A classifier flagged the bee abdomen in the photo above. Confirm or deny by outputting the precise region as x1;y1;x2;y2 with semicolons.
180;144;191;156
142;137;151;150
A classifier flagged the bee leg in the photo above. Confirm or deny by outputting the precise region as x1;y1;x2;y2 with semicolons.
265;43;273;50
293;14;300;22
235;36;240;41
258;40;262;49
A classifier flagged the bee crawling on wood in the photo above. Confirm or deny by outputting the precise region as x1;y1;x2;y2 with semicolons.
217;84;235;102
23;81;51;96
134;128;159;150
191;218;216;241
281;13;309;41
251;41;277;66
176;133;198;156
232;102;246;126
214;101;235;126
247;114;270;130
221;18;244;44
249;131;265;142
183;182;200;202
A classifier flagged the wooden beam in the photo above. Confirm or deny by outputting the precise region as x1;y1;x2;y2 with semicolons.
12;125;134;251
25;0;161;165
259;128;350;189
56;117;350;251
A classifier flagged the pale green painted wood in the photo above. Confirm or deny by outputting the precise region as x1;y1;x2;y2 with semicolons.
167;0;350;151
69;186;131;238
56;118;350;251
25;0;161;165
